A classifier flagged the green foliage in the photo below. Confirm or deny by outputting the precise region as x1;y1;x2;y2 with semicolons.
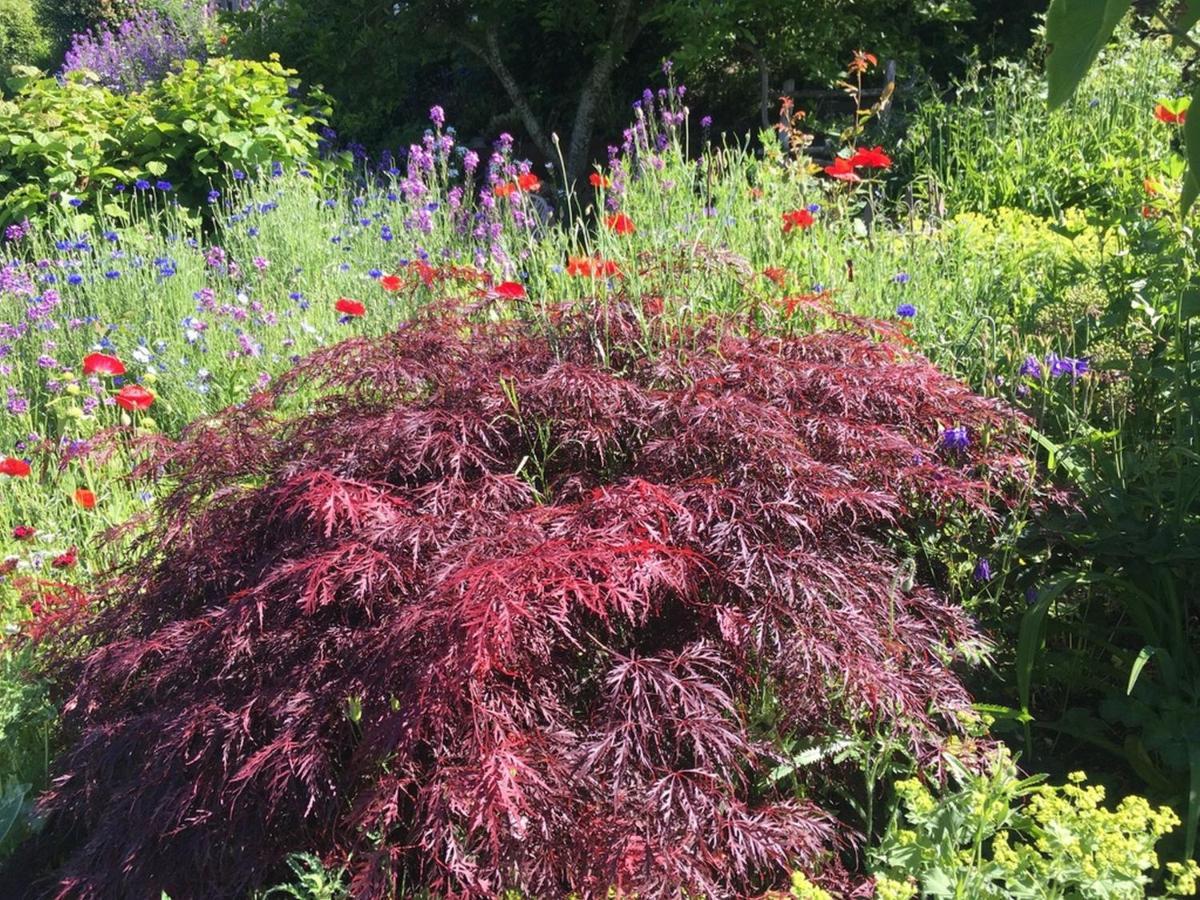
259;854;349;900
1044;0;1133;109
905;26;1177;220
0;644;55;857
0;56;336;227
0;0;49;75
872;749;1200;898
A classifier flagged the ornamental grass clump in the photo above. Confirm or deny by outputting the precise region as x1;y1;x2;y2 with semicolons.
11;302;1035;898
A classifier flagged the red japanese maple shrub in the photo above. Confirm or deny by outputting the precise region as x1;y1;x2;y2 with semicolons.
13;304;1034;899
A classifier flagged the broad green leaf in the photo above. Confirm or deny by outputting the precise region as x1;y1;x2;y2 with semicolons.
145;160;168;177
1126;646;1157;694
1178;1;1200;37
1184;82;1200;214
1045;0;1133;108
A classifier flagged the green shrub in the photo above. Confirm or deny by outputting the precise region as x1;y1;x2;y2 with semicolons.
871;748;1200;898
0;55;337;227
0;0;49;75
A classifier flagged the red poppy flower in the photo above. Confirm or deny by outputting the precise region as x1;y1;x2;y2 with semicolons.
82;352;125;377
74;488;96;509
762;267;788;286
567;256;594;277
1155;104;1186;124
493;182;517;198
0;457;30;478
115;384;154;412
380;274;404;291
781;209;814;233
335;297;365;317
589;172;611;188
823;156;861;182
12;525;35;540
605;213;636;235
850;145;892;169
517;173;541;192
52;546;78;569
566;256;620;278
495;281;527;299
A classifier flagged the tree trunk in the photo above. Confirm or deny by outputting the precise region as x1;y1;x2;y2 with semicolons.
459;0;644;186
456;30;556;162
563;0;641;184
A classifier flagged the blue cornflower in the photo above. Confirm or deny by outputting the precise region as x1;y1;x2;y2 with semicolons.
102;230;119;242
248;227;260;238
271;161;284;177
368;268;383;278
68;198;83;208
233;169;246;180
113;183;126;193
54;239;72;250
380;225;394;242
67;273;83;286
134;179;151;191
104;270;121;280
156;181;173;192
896;303;916;318
941;425;970;451
892;272;911;284
207;190;221;203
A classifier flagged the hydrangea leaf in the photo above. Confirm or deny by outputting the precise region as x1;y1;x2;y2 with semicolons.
1045;0;1132;109
1184;82;1200;214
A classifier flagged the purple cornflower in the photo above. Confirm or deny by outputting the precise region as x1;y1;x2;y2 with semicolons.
941;425;970;452
700;115;712;129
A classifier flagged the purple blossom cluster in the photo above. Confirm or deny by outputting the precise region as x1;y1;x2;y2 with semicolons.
62;8;207;93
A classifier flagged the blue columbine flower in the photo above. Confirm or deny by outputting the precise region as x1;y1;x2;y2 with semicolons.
1019;355;1043;379
896;303;916;318
942;425;970;451
973;558;992;582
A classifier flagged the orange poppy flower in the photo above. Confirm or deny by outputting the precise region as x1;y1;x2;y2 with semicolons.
1155;104;1186;124
74;488;96;509
517;173;541;192
605;213;635;235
